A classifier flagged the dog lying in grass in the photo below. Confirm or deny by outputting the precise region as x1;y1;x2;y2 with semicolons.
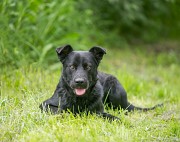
40;45;162;120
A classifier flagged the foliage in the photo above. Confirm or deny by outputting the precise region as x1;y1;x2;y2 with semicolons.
1;48;180;142
79;0;180;41
0;0;180;70
0;0;95;70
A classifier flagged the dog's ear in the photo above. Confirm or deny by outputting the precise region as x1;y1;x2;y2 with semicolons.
56;45;73;62
89;46;106;64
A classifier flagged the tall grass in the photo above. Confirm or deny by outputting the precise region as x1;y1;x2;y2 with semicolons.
0;0;96;70
1;0;179;71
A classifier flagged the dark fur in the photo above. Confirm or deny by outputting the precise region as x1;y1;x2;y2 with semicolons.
39;45;162;120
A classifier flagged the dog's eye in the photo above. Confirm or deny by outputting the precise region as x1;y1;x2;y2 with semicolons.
85;65;91;70
70;65;76;70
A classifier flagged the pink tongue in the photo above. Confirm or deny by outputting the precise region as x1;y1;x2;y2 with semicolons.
75;89;86;96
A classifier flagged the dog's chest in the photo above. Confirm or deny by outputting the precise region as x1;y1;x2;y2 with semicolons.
60;95;95;113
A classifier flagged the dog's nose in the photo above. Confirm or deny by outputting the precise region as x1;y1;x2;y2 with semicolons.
75;78;85;84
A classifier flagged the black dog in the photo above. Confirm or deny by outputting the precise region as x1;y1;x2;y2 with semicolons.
39;45;162;120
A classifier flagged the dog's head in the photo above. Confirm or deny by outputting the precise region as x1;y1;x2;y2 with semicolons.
56;45;106;96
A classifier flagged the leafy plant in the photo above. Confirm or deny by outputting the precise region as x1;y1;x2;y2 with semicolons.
0;0;179;71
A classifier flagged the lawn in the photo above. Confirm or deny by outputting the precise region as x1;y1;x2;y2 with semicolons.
1;46;180;142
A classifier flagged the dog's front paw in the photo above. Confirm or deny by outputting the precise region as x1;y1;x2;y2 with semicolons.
39;102;60;114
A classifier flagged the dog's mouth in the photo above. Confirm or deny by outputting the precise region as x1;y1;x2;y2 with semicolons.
74;88;86;96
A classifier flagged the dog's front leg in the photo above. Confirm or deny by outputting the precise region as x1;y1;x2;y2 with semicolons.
39;82;62;114
87;99;120;121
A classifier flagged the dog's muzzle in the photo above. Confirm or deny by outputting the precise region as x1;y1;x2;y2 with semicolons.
72;77;89;96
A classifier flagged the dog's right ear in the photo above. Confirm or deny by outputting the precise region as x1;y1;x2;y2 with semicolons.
56;45;73;62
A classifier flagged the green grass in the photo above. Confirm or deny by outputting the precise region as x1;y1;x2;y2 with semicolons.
1;47;180;142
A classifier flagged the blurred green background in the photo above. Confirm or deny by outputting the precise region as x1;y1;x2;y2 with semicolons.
0;0;180;71
1;1;180;141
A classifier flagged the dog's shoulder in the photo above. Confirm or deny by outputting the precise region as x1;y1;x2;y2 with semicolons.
98;71;112;83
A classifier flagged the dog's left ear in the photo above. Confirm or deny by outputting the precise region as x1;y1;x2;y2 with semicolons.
56;45;73;63
89;46;106;64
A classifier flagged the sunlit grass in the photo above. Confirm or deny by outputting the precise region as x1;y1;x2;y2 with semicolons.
1;48;180;142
